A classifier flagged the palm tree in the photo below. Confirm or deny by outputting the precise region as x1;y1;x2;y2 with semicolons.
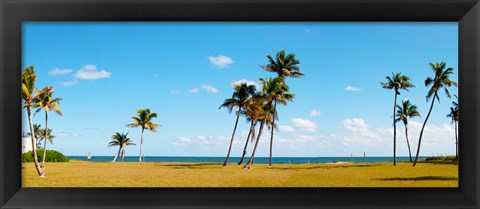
33;86;63;168
413;62;458;166
22;66;47;177
37;128;54;164
395;100;420;162
38;128;54;143
108;132;135;162
446;95;459;158
243;95;270;169
380;72;414;166
260;77;294;168
260;50;303;79
237;103;258;165
261;50;302;168
28;124;41;147
24;123;41;169
126;108;161;162
219;83;256;166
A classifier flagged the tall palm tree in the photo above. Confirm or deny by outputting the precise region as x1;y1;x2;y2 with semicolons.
237;101;259;165
413;62;457;166
24;123;41;169
446;95;459;158
108;132;135;162
260;77;294;168
33;86;63;168
380;72;414;166
395;99;420;162
260;50;303;79
22;66;47;177
219;83;256;166
37;128;54;165
126;108;161;162
261;50;302;167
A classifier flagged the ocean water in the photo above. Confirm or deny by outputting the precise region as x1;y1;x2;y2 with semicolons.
68;156;426;164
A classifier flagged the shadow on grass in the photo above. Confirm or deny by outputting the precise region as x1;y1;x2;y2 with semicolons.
271;164;377;171
418;161;458;165
156;163;221;169
329;164;377;168
375;176;458;181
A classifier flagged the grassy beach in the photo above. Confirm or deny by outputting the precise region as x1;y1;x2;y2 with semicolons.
23;161;458;187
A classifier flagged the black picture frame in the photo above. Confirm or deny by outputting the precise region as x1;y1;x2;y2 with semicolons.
1;0;479;208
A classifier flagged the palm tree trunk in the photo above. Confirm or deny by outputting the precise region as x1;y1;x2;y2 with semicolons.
238;121;254;165
413;93;437;166
139;128;144;162
112;146;122;162
243;120;265;169
222;107;241;166
393;92;397;166
455;121;458;158
41;138;47;167
121;147;126;162
41;112;48;168
269;100;277;168
27;108;45;177
404;124;412;162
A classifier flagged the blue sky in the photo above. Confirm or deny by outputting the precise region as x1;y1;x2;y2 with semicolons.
22;22;458;157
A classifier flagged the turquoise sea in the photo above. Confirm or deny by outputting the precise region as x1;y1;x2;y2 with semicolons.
67;156;427;164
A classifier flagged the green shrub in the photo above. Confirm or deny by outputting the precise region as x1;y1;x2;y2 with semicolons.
22;149;69;163
421;156;458;164
423;156;458;161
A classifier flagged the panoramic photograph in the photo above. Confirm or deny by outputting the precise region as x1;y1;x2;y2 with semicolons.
21;22;458;187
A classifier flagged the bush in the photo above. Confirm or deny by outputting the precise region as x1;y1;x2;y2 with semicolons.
421;156;458;164
22;149;69;163
423;156;458;161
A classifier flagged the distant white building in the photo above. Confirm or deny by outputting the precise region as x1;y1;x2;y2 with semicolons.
22;136;34;153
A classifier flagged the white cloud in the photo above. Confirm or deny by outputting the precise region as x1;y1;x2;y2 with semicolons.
57;132;68;137
201;84;219;94
232;79;260;89
339;118;383;146
307;117;458;156
295;118;388;155
208;55;234;68
59;80;77;86
404;121;460;155
344;86;361;92
272;134;333;151
49;68;73;76
74;64;111;80
241;117;456;157
82;64;96;70
188;88;199;93
342;118;370;133
170;89;181;95
173;135;231;147
56;132;80;137
309;109;321;117
291;118;317;132
293;134;316;143
278;125;294;132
